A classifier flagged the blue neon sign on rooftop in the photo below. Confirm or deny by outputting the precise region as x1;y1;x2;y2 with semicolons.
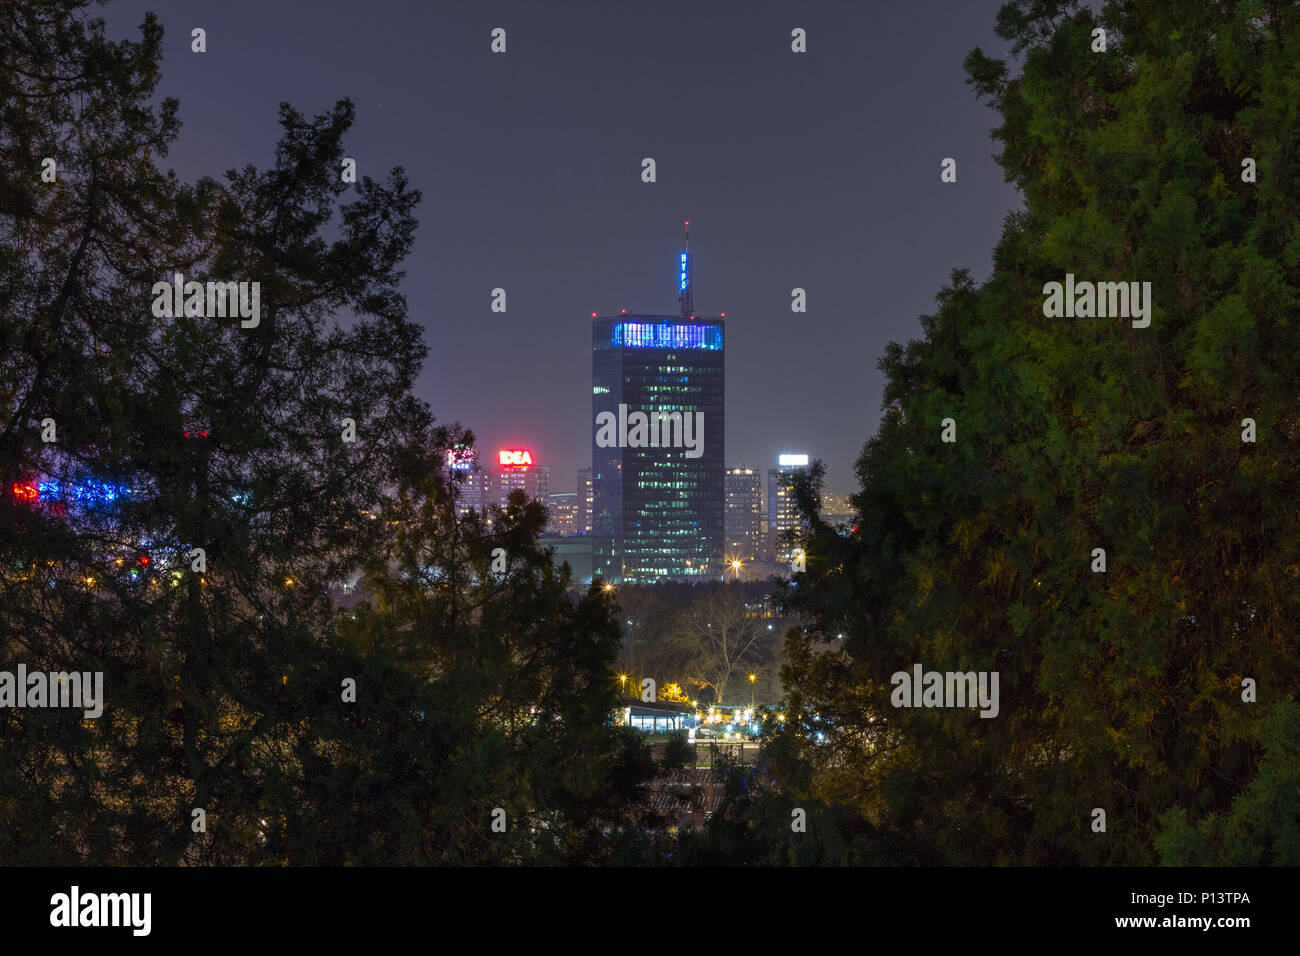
611;321;722;350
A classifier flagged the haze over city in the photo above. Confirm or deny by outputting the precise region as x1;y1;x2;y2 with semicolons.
102;0;1022;494
7;0;1292;927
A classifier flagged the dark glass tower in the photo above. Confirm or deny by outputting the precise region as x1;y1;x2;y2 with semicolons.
591;315;724;583
591;225;724;583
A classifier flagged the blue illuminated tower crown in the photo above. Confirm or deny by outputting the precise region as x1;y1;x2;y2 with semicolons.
679;220;694;318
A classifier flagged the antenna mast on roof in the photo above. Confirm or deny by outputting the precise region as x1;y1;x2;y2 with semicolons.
678;221;694;318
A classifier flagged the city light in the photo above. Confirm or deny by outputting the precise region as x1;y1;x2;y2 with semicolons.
447;447;475;471
778;454;809;467
498;449;534;467
33;476;131;509
610;321;722;351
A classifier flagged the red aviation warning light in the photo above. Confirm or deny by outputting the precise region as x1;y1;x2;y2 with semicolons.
498;449;534;467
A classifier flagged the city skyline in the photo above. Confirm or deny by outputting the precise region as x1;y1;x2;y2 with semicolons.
100;0;1021;495
5;0;1293;902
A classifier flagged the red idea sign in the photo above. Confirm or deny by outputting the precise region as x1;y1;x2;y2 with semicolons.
498;449;533;467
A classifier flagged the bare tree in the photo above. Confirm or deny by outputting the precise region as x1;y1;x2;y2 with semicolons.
668;588;768;705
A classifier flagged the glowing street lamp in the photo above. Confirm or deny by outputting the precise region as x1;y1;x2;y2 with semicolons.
748;672;757;707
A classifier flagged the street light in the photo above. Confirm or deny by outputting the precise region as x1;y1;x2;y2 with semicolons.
624;618;635;688
748;672;757;707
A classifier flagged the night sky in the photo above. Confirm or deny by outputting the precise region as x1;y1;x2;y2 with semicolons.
103;0;1022;495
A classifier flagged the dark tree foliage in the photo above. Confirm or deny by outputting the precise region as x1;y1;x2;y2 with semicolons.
773;0;1300;865
336;482;660;864
0;0;654;865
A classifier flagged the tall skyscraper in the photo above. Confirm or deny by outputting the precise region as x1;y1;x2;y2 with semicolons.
592;223;724;583
767;453;810;561
725;466;763;560
576;467;593;534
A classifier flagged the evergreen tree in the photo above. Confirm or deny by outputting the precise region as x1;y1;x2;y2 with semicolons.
337;480;650;864
0;0;650;865
780;0;1300;864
